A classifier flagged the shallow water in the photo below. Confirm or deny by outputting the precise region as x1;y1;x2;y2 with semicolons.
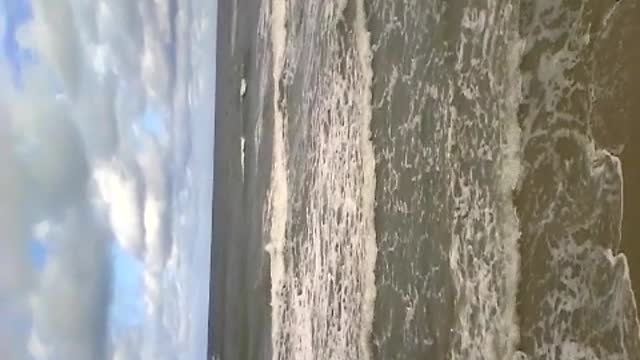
209;1;640;359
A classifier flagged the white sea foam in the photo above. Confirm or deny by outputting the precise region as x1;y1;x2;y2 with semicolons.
240;78;247;97
265;0;288;359
265;0;377;358
498;15;525;360
354;0;377;357
447;3;523;359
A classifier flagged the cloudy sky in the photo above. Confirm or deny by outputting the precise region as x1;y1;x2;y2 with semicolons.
0;0;216;359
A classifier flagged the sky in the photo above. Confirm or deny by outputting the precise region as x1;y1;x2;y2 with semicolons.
0;0;216;359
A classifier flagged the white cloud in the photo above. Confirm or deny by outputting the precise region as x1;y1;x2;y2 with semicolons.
138;136;171;269
0;65;112;360
0;122;32;298
25;0;84;95
112;332;142;360
8;93;90;216
94;160;146;257
0;129;35;360
29;205;111;360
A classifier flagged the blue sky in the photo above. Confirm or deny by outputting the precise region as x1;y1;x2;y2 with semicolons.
2;0;33;84
110;242;144;331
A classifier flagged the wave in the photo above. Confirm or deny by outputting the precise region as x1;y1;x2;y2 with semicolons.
264;0;378;358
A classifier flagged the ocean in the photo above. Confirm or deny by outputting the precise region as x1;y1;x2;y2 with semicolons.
209;0;640;359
